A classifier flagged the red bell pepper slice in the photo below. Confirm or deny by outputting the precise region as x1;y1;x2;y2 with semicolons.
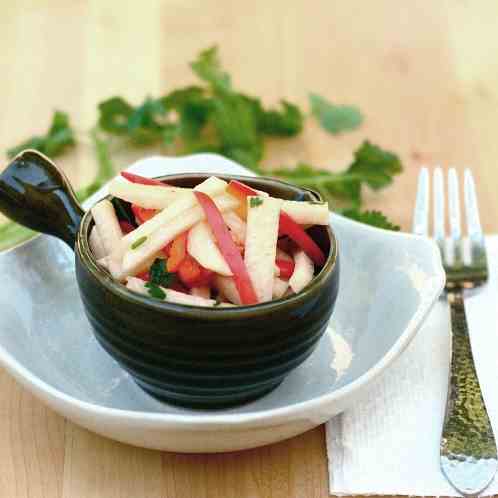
121;171;169;187
167;232;188;272
226;180;257;219
137;271;150;281
275;259;295;280
119;220;135;235
194;191;258;305
278;212;326;266
131;204;157;224
177;255;213;288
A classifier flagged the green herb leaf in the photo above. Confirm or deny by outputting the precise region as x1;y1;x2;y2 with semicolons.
7;111;76;159
144;282;166;300
348;140;402;190
98;96;173;146
309;93;363;135
246;97;303;137
190;46;231;93
272;140;402;207
131;236;147;249
340;208;400;231
149;258;175;288
249;197;263;208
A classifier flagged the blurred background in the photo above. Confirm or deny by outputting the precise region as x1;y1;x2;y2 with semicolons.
1;0;498;232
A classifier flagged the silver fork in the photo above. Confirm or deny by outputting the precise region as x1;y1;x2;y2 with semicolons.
413;167;497;497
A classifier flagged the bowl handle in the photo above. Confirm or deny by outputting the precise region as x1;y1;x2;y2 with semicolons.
0;150;84;248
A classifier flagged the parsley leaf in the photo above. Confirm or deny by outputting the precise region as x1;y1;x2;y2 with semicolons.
145;282;166;300
348;140;402;190
190;46;231;93
246;97;303;137
340;208;400;231
149;258;175;288
309;93;363;135
7;111;76;159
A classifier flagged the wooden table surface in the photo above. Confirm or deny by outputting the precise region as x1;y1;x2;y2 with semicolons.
1;1;498;496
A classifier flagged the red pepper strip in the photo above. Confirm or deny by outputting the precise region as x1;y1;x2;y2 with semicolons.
121;171;169;186
275;259;295;280
119;220;135;235
228;180;326;267
228;179;259;196
278;212;326;266
137;271;150;281
167;232;188;272
131;204;157;224
194;191;258;305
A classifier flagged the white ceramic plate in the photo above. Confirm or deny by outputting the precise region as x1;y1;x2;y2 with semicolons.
0;154;445;452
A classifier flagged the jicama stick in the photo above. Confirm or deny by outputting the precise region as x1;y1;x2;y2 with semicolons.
213;276;241;305
188;221;233;276
281;200;329;225
289;250;314;293
272;277;289;299
222;211;246;244
126;277;215;307
244;196;282;303
89;228;106;259
91;200;123;255
119;195;239;280
108;179;192;209
107;177;232;270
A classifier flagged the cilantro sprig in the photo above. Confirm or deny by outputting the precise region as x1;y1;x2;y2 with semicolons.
1;45;404;251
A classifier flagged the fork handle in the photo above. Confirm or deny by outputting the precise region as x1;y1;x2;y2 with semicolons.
440;291;497;496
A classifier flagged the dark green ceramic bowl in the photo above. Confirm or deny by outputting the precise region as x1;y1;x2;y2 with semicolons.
0;150;339;408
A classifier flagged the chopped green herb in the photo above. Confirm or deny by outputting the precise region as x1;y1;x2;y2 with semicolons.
249;197;264;208
149;258;175;288
144;282;166;300
131;236;147;249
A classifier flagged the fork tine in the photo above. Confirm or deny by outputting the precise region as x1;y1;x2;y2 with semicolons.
464;169;486;263
413;168;429;235
448;168;463;264
433;168;446;254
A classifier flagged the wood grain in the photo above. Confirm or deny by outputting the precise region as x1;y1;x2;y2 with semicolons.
1;0;498;496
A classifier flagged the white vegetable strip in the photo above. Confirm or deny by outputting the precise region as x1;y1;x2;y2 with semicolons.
218;302;236;308
126;277;215;307
119;195;238;280
108;179;192;208
91;200;123;255
272;277;289;299
213;275;241;305
222;211;246;244
191;286;211;299
188;222;233;276
89;228;106;259
289;250;314;293
107;177;231;272
281;200;329;225
244;196;282;303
